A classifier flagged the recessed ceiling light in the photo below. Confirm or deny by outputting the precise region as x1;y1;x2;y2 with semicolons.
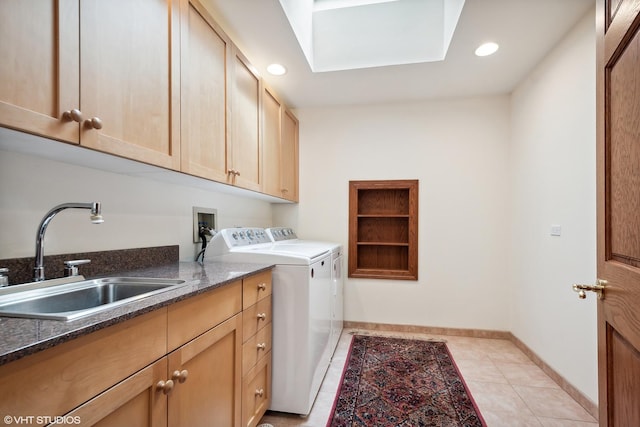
475;42;499;57
267;63;287;76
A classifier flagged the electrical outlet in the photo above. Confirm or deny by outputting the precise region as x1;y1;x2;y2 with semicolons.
193;207;217;243
550;225;562;236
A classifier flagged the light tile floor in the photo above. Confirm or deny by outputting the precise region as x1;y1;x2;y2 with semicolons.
258;329;598;427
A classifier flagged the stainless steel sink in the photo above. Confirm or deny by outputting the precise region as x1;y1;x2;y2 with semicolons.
0;277;186;321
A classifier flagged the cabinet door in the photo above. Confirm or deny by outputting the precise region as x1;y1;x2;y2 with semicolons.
0;0;80;143
229;49;261;191
167;314;243;427
281;108;299;202
180;0;230;182
62;359;168;427
79;0;180;170
262;86;282;198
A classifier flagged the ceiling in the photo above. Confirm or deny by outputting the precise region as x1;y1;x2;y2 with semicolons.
202;0;594;109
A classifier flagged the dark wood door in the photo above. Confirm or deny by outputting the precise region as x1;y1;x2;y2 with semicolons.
595;1;640;425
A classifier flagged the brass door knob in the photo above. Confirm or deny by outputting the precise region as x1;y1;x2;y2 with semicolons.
62;109;83;123
257;282;267;291
156;379;174;395
257;342;266;350
255;388;264;397
572;279;607;300
172;369;189;384
257;313;266;321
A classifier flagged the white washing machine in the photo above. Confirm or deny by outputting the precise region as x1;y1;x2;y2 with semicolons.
204;228;334;416
265;227;344;357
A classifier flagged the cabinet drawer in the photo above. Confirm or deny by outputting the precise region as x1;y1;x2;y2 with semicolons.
168;280;242;351
242;296;271;342
242;351;271;427
242;270;272;310
242;322;272;376
0;309;167;419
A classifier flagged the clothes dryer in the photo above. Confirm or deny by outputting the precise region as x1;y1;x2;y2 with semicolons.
265;227;344;357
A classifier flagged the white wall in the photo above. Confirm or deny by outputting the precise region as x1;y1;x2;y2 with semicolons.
283;6;597;403
0;138;274;262
509;9;597;402
289;96;511;331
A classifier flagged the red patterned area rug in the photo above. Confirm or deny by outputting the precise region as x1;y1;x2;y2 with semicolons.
327;335;486;427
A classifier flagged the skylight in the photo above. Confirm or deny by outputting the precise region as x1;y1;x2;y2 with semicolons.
278;0;465;72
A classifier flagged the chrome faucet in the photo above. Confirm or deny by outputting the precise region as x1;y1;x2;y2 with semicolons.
34;202;104;281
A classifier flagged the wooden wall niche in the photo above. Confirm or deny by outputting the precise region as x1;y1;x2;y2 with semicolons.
348;180;418;280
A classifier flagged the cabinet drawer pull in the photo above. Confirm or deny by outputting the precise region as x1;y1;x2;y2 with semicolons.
257;342;266;350
156;379;174;395
257;282;267;291
62;109;83;123
172;369;189;384
255;388;264;397
256;313;266;321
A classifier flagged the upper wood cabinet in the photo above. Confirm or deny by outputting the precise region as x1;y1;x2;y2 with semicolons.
0;0;181;170
0;1;80;143
229;49;262;192
281;108;300;202
1;0;298;201
262;87;282;198
262;86;299;202
180;0;230;183
79;0;181;170
349;180;419;280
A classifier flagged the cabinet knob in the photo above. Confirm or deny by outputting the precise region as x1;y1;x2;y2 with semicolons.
85;117;103;130
235;170;241;176
172;369;189;384
156;379;174;395
255;388;264;397
257;282;267;291
257;342;266;350
281;188;289;194
256;313;266;321
62;109;83;123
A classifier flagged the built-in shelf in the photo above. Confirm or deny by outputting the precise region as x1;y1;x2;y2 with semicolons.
348;180;418;280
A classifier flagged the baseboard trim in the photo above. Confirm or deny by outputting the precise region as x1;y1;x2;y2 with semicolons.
507;332;599;420
343;321;598;421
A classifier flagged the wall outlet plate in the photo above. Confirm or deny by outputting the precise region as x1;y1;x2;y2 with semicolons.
193;207;217;243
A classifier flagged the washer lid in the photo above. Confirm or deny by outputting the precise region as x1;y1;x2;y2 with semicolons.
238;244;330;261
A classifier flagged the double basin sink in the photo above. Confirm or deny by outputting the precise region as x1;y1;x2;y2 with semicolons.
0;277;186;321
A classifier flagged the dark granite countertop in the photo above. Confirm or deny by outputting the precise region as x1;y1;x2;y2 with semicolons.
0;261;274;366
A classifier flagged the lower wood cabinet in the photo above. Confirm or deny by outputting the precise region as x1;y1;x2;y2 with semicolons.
167;314;242;426
0;270;272;427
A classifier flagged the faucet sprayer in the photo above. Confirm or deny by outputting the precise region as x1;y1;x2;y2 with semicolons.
34;202;103;281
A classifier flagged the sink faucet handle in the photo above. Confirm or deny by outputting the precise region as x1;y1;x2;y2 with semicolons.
64;259;91;277
0;268;8;287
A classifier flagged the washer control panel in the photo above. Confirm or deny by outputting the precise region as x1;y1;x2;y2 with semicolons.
266;227;298;242
221;227;271;247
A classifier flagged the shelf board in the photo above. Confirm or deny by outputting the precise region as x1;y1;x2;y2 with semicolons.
356;242;409;246
356;214;410;218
